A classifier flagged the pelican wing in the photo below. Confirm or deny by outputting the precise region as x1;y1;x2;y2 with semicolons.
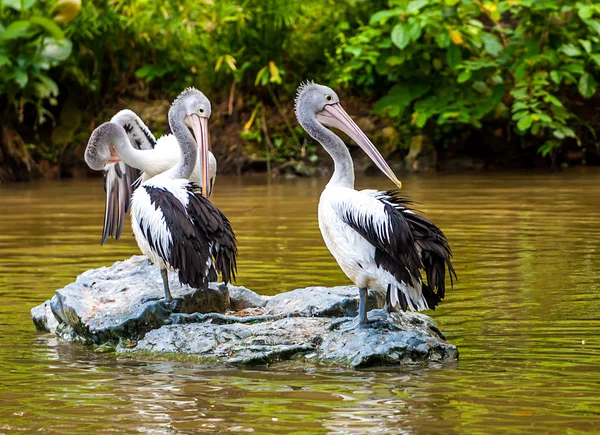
185;183;237;284
141;182;237;288
101;112;157;244
332;189;455;309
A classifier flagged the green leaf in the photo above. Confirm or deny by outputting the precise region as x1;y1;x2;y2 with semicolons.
585;19;600;36
15;69;28;88
561;63;585;75
517;114;533;131
457;70;471;83
369;8;402;25
29;16;64;40
512;102;528;112
444;0;459;5
550;70;562;84
544;94;564;107
3;0;36;11
559;44;582;57
578;72;597;98
407;0;428;13
0;54;10;67
2;21;31;40
591;53;600;67
391;24;410;50
414;112;429;128
40;38;72;62
538;141;560;157
480;33;503;55
512;110;528;121
407;22;422;42
579;5;593;20
36;74;59;97
579;39;592;54
447;44;461;69
135;65;154;79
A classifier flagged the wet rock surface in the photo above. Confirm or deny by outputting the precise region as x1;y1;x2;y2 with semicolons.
32;256;458;368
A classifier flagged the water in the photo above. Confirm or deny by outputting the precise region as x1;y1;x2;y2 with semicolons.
0;171;599;434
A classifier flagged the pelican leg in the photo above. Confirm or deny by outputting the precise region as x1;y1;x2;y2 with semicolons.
383;286;392;314
161;268;173;303
359;287;369;324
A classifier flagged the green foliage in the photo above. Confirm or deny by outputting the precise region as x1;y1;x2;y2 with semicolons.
0;0;76;124
332;0;600;156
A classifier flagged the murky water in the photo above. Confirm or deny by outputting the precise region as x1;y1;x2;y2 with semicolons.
1;171;599;434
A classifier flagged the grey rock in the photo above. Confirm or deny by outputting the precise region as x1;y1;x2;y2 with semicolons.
33;256;259;344
264;286;384;318
32;256;458;368
31;300;59;334
121;311;457;367
228;285;270;310
122;317;329;366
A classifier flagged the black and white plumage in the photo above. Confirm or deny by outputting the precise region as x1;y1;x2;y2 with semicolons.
295;82;455;324
132;179;236;292
85;109;218;245
127;88;236;302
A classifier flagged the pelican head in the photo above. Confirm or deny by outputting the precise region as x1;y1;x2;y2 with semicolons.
84;122;124;171
295;81;402;189
171;88;212;197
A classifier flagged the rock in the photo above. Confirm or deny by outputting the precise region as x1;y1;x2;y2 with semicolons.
31;300;59;334
35;256;241;343
120;311;456;367
321;313;457;367
228;285;270;310
264;285;384;318
122;317;328;366
32;256;458;368
406;134;437;172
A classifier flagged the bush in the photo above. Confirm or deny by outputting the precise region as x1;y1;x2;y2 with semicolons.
331;0;600;158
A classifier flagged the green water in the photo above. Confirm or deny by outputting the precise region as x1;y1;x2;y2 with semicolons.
0;171;599;434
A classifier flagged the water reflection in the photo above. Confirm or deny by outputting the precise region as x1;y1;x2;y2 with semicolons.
0;171;599;433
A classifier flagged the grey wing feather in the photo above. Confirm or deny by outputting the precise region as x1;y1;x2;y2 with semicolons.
101;162;140;245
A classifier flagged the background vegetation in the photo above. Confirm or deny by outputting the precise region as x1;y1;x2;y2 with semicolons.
1;0;599;181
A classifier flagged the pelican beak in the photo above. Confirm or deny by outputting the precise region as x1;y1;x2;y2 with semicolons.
316;103;402;189
107;147;121;164
187;114;211;198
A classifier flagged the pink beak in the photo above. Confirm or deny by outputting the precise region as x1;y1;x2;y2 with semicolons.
316;103;402;188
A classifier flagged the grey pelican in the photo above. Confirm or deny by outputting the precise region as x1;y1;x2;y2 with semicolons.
295;82;455;325
93;88;236;303
85;109;217;245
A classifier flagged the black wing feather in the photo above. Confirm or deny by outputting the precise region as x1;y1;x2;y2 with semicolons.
341;190;455;310
144;184;237;289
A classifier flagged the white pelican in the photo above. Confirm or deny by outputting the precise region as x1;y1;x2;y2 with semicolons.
96;88;236;304
295;82;455;325
85;109;217;245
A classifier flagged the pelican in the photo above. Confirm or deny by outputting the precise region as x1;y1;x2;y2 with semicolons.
85;109;217;245
98;88;236;304
295;82;455;325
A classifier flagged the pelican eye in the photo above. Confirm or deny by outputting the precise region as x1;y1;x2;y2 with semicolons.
198;107;205;115
325;95;333;102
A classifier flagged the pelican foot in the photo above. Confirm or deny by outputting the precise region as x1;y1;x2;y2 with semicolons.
333;310;391;332
140;296;182;312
